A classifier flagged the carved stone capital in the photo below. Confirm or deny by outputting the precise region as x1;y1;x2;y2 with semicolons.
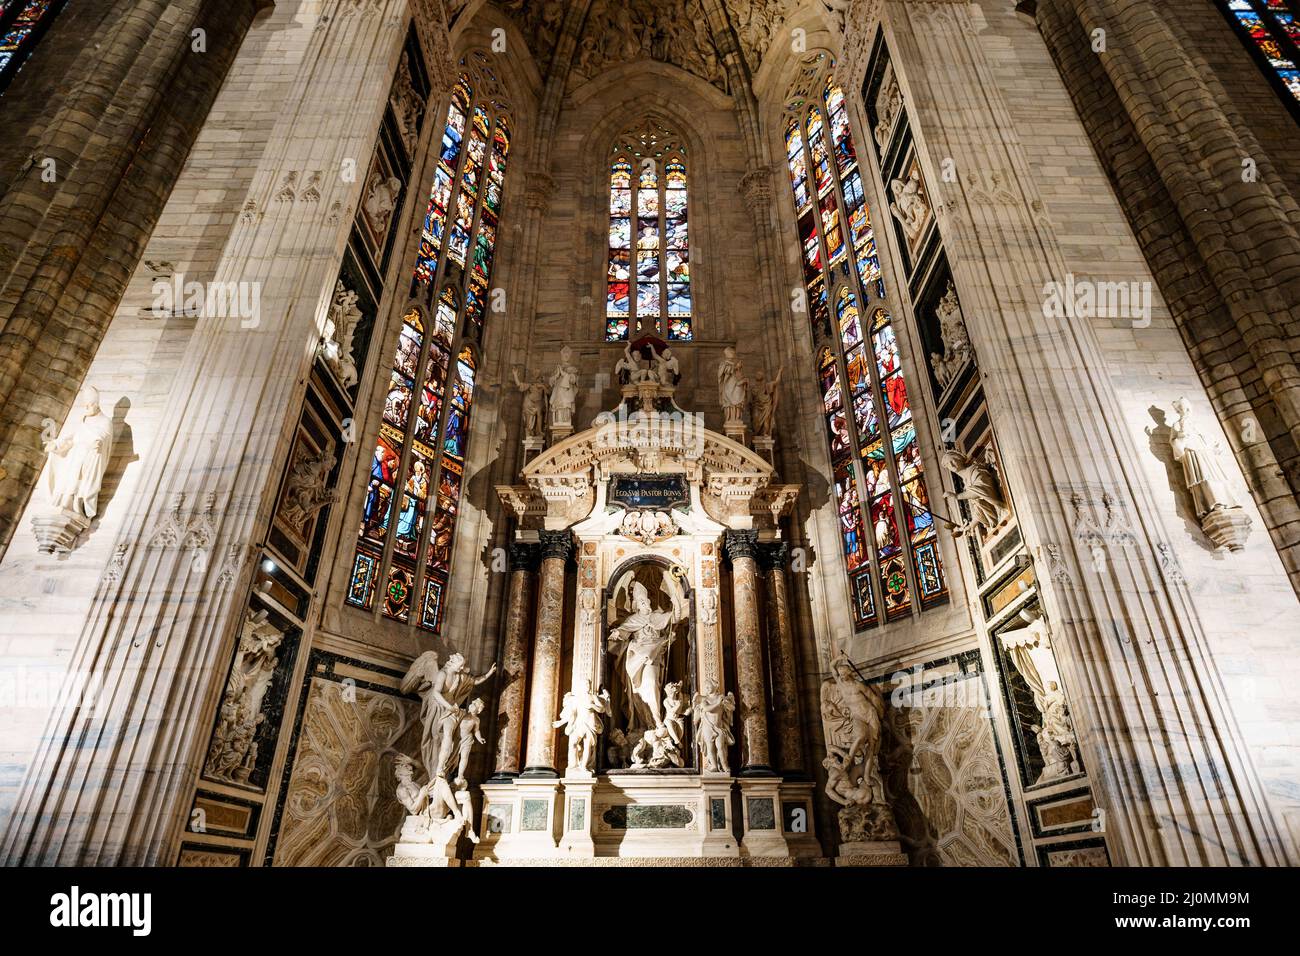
756;541;788;572
724;529;760;564
538;529;574;562
508;541;540;573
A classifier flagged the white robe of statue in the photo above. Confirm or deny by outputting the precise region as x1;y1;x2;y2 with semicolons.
609;577;686;730
43;386;114;519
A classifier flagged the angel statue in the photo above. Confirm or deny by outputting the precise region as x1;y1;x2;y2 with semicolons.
400;650;497;784
819;657;886;806
553;679;611;773
607;569;689;732
692;680;735;774
941;445;1009;540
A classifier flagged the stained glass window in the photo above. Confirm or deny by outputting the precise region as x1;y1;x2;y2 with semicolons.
784;60;946;628
347;57;511;633
1222;0;1300;105
606;118;692;342
0;0;67;91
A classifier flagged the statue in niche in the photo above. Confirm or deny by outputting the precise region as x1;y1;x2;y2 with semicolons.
941;445;1009;540
1168;396;1238;518
608;574;689;731
819;656;898;842
1031;681;1080;781
280;438;337;538
319;281;361;388
363;171;403;236
553;679;611;774
717;346;749;427
548;345;580;428
205;608;284;785
889;163;931;247
750;365;785;439
512;367;547;441
873;63;903;147
692;680;735;774
930;281;974;389
999;594;1080;784
388;53;425;154
42;385;114;520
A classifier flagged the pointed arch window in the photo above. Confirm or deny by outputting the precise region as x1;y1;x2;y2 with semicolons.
1220;0;1300;106
605;118;692;342
346;55;511;632
784;60;946;629
0;0;68;92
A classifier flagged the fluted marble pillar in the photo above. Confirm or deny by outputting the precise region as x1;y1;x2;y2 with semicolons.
522;530;572;777
491;543;539;779
758;542;805;776
726;530;773;775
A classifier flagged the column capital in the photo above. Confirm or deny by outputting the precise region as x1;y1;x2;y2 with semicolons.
723;529;760;564
756;541;789;572
508;541;540;572
538;529;574;562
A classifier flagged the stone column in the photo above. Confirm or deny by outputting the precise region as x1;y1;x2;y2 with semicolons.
758;542;806;776
491;543;539;780
835;0;1291;864
522;530;572;777
0;0;422;866
725;530;772;775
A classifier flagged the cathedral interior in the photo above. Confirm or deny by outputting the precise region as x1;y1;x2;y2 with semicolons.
0;0;1298;870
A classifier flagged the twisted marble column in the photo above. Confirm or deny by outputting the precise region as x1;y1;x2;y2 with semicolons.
726;530;773;775
758;542;805;776
491;543;538;779
522;530;572;777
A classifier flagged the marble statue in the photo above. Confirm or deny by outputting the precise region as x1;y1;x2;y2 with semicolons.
930;281;973;389
553;679;611;773
394;755;431;814
1032;681;1080;781
750;365;784;438
363;172;402;235
42;386;114;520
388;52;425;154
608;573;688;731
619;509;675;545
280;439;337;537
320;281;361;388
1168;397;1237;518
698;588;718;627
401;650;497;783
616;343;653;385
205;608;284;784
512;367;547;441
889;164;930;246
630;724;683;769
941;446;1009;539
655;345;680;386
873;63;902;147
999;595;1080;783
662;681;689;748
819;656;897;842
548;345;580;428
692;681;735;774
717;346;749;427
455;698;486;787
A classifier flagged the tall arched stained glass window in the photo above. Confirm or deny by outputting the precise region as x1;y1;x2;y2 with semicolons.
784;58;946;628
1221;1;1300;106
0;0;67;92
605;118;692;342
346;54;511;633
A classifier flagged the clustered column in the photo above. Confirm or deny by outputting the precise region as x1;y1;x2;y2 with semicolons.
522;530;573;777
491;543;539;779
725;530;772;775
758;542;805;776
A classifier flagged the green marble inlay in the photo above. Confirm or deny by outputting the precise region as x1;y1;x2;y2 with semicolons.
568;798;586;831
710;798;727;830
521;799;549;831
602;803;694;830
747;797;776;831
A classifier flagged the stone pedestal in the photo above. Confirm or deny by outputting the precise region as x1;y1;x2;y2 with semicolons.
752;436;775;465
701;775;741;858
835;840;908;867
521;437;544;463
725;530;772;774
491;544;537;780
738;777;788;857
475;778;561;861
1201;506;1252;552
778;780;822;858
386;815;466;868
30;508;90;555
522;531;572;776
548;423;573;445
724;421;747;445
557;772;596;857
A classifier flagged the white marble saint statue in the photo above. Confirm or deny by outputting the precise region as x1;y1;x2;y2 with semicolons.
1168;397;1237;518
655;345;680;386
42;386;114;519
553;679;611;773
608;574;688;731
750;365;784;439
692;681;735;774
717;346;749;426
819;657;886;805
547;345;580;428
941;445;1009;539
512;367;547;441
205;609;284;784
319;281;361;388
889;165;930;245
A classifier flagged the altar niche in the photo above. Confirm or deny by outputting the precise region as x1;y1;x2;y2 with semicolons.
598;555;697;773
